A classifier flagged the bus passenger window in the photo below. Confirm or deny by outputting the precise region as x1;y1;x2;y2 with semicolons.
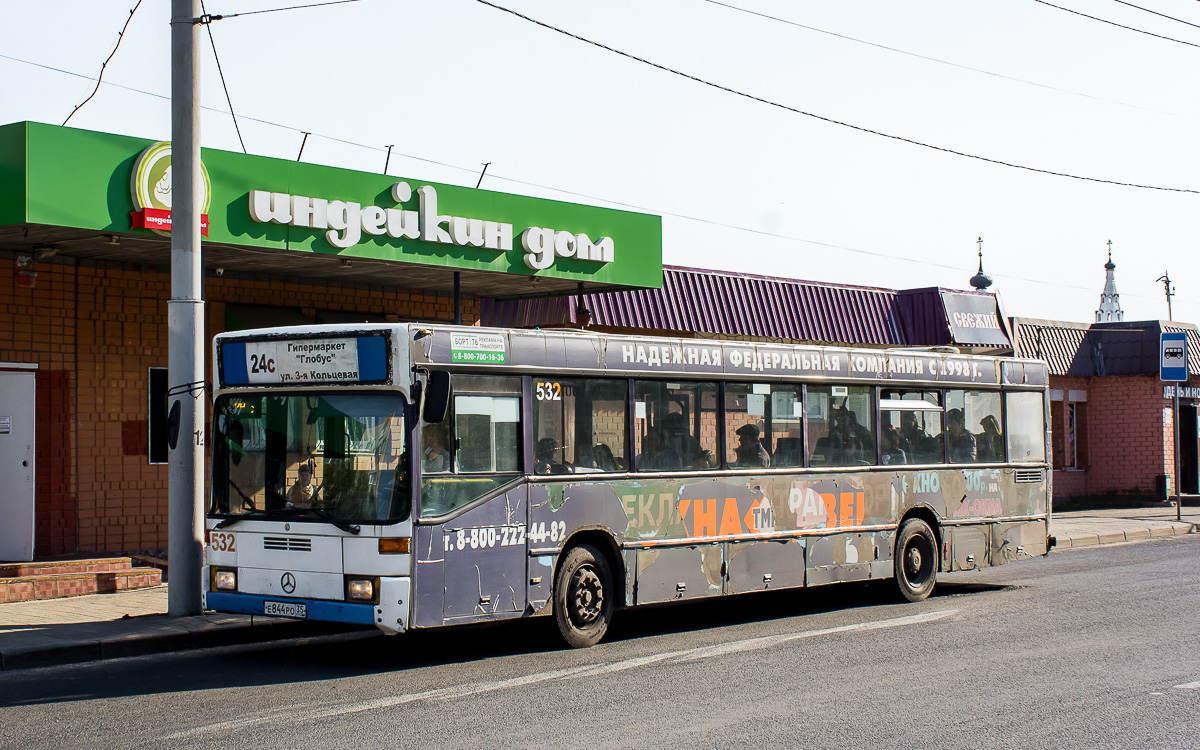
725;383;803;469
418;375;521;518
946;390;1002;464
634;381;718;471
880;390;943;465
807;385;876;467
532;378;628;475
1005;391;1046;462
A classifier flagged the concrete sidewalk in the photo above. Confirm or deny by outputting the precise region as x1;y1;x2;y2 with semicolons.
0;586;360;671
1;507;1196;672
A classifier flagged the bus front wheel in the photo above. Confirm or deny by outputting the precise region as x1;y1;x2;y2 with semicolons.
554;544;613;648
893;518;938;602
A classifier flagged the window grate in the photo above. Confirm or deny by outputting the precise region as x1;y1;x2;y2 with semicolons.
263;536;312;552
1014;469;1043;484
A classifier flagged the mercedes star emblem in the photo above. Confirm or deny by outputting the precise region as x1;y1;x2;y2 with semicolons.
281;572;297;594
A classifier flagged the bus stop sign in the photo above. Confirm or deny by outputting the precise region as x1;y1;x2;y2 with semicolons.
1161;331;1189;382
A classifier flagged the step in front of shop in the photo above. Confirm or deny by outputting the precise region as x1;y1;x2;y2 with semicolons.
0;559;162;603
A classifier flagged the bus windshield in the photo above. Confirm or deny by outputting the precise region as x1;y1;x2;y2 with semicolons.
210;393;409;523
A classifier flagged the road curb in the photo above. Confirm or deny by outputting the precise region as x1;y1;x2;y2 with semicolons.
0;619;362;671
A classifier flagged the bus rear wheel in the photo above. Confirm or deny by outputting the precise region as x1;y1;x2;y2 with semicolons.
554;544;613;648
894;518;938;602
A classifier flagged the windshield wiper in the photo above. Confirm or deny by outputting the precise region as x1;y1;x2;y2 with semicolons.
215;509;271;529
215;506;360;534
293;507;361;535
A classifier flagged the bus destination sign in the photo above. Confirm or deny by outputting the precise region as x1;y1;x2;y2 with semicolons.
245;338;360;384
219;334;390;387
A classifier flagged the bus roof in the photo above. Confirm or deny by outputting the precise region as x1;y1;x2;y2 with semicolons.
212;322;1049;389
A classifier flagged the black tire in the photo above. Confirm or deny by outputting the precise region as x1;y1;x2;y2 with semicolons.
893;518;938;602
554;544;614;648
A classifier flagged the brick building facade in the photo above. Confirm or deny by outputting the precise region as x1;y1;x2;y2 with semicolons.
1;251;476;556
1013;318;1200;504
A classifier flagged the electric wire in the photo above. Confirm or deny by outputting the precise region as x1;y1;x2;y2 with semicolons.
701;0;1200;123
200;0;247;153
2;51;1191;309
2;47;1191;306
1032;0;1200;49
197;0;362;23
474;0;1200;194
62;0;144;126
1110;0;1200;31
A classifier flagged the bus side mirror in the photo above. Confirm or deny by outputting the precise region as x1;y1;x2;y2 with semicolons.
166;400;182;450
422;371;451;423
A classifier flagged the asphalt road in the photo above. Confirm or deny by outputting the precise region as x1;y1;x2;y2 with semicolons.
2;536;1198;750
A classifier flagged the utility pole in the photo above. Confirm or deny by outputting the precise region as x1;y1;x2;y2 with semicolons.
168;0;205;616
1157;271;1175;321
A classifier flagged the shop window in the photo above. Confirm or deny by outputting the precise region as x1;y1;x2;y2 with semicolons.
633;381;719;471
725;383;803;468
149;367;168;464
807;385;876;467
1065;400;1087;469
532;378;628;474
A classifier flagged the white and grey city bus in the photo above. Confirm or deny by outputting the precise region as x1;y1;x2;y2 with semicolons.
204;323;1052;647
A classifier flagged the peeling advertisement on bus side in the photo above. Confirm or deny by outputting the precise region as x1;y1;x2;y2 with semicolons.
412;467;1047;627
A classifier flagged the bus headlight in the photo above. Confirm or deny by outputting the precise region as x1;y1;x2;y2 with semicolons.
346;577;376;602
213;568;237;591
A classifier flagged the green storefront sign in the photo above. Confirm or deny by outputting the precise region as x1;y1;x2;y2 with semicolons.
0;121;662;289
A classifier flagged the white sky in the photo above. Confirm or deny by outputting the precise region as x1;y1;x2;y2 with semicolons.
4;0;1198;324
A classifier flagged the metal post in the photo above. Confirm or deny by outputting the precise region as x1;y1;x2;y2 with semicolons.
168;0;205;616
1174;391;1182;521
453;272;461;325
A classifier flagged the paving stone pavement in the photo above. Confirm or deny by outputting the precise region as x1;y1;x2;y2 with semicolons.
1;505;1195;671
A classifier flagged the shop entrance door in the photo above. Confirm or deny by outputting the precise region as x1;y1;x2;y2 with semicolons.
0;368;35;561
1180;404;1199;496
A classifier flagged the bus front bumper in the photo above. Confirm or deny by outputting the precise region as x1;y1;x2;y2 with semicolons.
205;591;377;626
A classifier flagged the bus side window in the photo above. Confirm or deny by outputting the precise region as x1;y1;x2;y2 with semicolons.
807;385;875;466
1005;391;1046;462
419;375;521;517
633;380;718;472
533;378;628;475
946;389;1002;464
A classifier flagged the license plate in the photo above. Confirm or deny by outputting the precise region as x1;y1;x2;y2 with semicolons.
264;601;307;618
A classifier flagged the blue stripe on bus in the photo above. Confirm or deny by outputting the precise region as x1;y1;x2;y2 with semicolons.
222;342;249;385
205;591;376;625
357;335;387;381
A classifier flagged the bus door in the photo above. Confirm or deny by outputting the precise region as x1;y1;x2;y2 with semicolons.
441;485;528;620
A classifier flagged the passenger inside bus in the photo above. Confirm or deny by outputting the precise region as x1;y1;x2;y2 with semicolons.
287;462;317;508
535;437;572;474
978;414;1004;461
946;409;978;463
734;424;771;468
882;425;908;465
590;443;620;471
421;423;451;473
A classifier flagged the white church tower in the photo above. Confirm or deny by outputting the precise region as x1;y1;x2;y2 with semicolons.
1095;240;1124;323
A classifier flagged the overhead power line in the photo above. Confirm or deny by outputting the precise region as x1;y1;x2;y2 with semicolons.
200;1;247;152
1032;0;1200;49
702;0;1200;123
0;52;1190;308
1110;0;1200;31
474;0;1200;195
63;0;144;126
195;0;362;23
